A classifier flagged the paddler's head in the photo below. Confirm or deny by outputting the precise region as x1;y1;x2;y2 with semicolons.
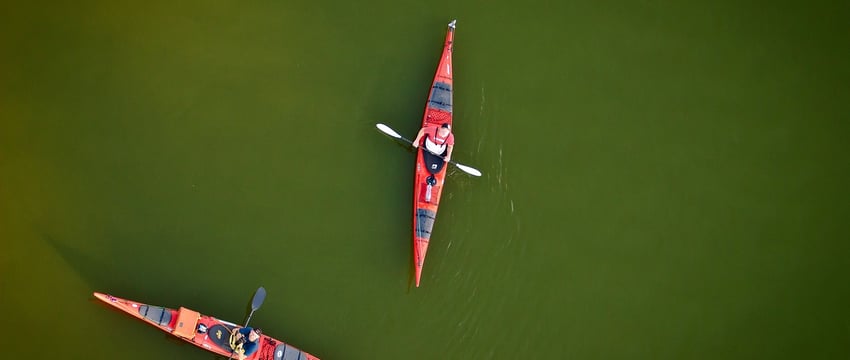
438;123;451;136
248;328;262;342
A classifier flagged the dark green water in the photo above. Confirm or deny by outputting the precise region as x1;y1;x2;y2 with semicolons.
2;1;848;359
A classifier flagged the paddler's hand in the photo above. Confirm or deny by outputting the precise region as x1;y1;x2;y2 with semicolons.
230;330;245;349
444;155;451;163
413;142;418;148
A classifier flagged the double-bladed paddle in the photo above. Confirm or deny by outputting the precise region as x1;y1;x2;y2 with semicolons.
375;123;482;177
228;287;267;360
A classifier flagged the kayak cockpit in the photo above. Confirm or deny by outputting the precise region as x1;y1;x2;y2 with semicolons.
205;324;238;350
422;150;446;174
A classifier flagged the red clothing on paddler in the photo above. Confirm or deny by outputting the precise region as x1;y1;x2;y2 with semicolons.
422;125;454;155
422;125;454;149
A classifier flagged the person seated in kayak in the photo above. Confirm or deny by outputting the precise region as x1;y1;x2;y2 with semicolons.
413;122;454;163
231;327;262;359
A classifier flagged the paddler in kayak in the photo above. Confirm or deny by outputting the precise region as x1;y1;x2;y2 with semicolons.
230;327;262;359
413;122;454;163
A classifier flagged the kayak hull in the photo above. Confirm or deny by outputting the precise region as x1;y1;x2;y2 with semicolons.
413;20;456;287
93;292;319;360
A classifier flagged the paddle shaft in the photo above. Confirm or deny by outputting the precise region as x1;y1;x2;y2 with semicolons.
244;311;257;327
228;287;267;360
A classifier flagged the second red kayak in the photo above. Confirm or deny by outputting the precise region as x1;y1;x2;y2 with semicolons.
93;292;319;360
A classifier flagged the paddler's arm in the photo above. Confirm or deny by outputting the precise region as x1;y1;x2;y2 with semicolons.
231;327;245;340
412;127;427;148
444;144;453;162
229;328;246;352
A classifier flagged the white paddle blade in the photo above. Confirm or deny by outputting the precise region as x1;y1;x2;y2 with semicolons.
376;123;402;139
455;163;482;177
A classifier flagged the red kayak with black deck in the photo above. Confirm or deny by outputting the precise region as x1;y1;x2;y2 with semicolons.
93;292;319;360
412;19;456;287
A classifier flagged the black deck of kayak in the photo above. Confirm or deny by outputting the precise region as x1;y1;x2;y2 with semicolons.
273;343;309;360
415;209;436;239
138;305;171;326
423;149;446;174
427;81;452;112
205;324;237;350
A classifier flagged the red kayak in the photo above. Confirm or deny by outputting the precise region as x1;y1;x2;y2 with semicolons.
412;20;456;287
93;292;319;360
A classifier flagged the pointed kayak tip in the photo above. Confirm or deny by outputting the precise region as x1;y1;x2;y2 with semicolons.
93;292;117;303
448;19;456;29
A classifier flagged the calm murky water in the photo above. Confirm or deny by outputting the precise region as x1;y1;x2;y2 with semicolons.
2;1;848;359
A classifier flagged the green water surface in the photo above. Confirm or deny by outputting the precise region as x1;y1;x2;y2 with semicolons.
2;1;848;359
